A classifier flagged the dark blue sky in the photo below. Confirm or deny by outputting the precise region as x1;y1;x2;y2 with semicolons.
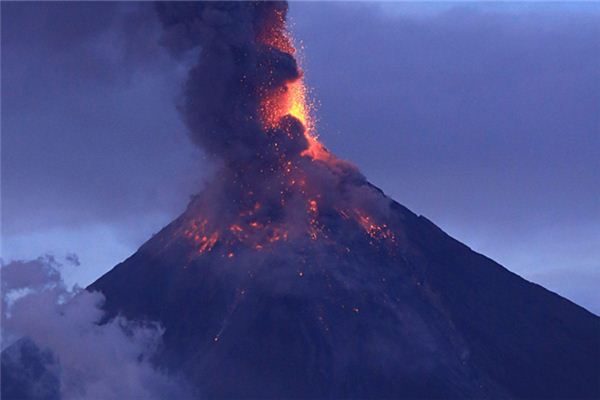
2;2;599;313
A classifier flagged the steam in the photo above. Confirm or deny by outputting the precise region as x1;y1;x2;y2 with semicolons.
1;256;191;400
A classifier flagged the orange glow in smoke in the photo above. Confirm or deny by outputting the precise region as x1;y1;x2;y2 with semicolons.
166;11;401;264
258;13;328;161
288;80;310;129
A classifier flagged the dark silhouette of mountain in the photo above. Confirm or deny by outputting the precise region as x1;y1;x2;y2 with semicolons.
87;182;600;399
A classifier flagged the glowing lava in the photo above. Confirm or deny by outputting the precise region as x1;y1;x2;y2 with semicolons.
258;12;328;161
165;6;397;263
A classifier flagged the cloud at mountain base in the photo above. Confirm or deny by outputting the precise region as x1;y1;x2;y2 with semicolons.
1;256;192;400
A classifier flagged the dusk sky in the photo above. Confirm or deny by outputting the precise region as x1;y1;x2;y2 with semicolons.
2;2;599;314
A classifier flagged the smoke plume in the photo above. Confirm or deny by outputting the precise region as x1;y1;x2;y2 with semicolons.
154;1;384;244
156;2;305;164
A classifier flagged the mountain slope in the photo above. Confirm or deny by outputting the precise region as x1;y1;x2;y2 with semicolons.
89;182;600;399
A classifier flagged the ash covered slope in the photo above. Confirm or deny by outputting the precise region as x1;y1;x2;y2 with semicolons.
90;182;600;399
90;2;599;399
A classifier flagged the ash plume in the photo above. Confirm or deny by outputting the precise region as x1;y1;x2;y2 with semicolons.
156;1;307;166
154;1;377;245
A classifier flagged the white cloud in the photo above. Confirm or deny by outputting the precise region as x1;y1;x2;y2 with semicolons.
1;256;192;399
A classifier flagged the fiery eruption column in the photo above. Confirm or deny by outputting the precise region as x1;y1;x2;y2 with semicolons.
155;1;391;257
256;9;325;159
156;1;328;167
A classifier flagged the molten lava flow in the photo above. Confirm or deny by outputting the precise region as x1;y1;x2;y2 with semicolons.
353;210;396;243
198;233;219;254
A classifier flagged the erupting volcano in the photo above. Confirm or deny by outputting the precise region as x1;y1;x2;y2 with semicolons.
67;2;600;398
140;1;394;271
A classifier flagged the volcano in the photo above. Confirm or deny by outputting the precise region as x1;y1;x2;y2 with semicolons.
86;2;600;398
6;2;599;399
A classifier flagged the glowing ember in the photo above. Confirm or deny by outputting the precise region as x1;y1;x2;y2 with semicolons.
353;210;396;243
288;80;309;128
308;199;318;213
162;6;399;264
198;233;219;254
257;11;328;161
230;225;243;233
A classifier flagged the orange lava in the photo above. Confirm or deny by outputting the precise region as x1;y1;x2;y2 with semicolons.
168;12;401;262
308;199;318;213
258;12;328;161
353;210;396;242
198;232;219;254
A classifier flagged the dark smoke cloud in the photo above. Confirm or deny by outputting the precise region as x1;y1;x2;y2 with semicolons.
155;2;307;166
1;256;192;399
154;2;377;223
